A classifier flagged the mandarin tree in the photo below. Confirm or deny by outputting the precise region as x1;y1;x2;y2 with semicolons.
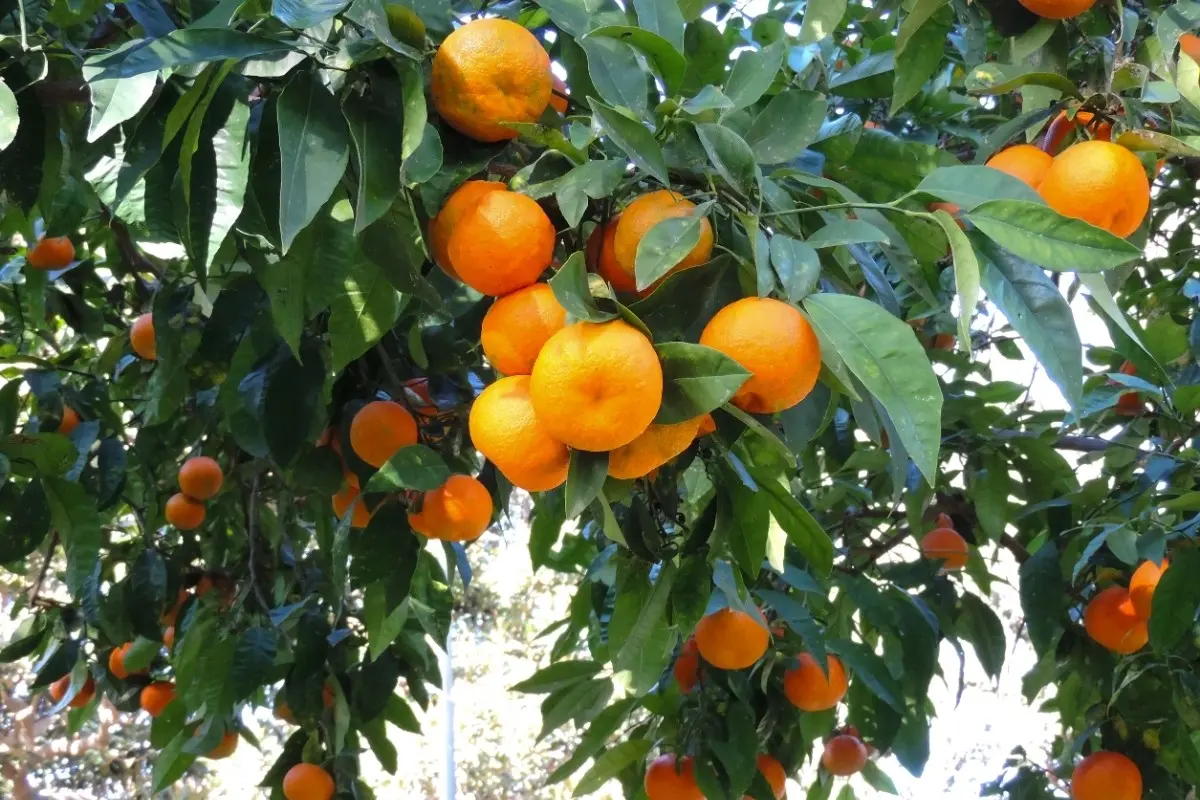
0;0;1198;798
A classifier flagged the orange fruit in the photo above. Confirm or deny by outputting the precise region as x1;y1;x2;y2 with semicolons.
163;626;175;649
696;413;717;437
26;236;75;270
207;730;239;759
108;642;146;680
783;653;848;712
161;587;189;626
608;417;704;479
921;527;969;570
699;297;821;414
530;320;663;452
1182;33;1200;63
349;400;418;468
179;456;223;500
166;493;206;530
673;637;700;693
130;313;157;360
693;607;769;671
140;681;177;717
1016;0;1095;18
428;180;508;279
431;18;550;142
986;144;1054;190
1084;586;1148;654
414;474;493;542
447;191;555;296
480;283;567;375
613;191;713;282
49;674;95;708
275;696;296;724
822;734;868;776
1115;392;1144;416
1072;751;1142;800
586;217;639;294
1130;558;1168;620
644;754;703;800
550;74;569;114
931;333;957;351
469;375;570;491
1039;140;1150;238
749;754;787;800
283;763;337;800
59;406;80;435
332;483;372;528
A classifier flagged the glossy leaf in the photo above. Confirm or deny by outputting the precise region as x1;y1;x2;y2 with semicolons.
915;165;1042;210
932;209;980;351
654;342;750;424
276;73;350;252
744;90;828;164
365;445;451;493
588;99;669;185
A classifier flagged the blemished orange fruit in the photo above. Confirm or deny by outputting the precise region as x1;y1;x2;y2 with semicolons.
550;74;569;114
1182;33;1200;63
1016;0;1095;18
699;297;821;414
428;180;508;278
1129;558;1168;620
608;417;704;479
673;637;700;693
283;763;337;800
140;681;176;717
469;375;570;491
130;313;157;360
1084;586;1149;654
530;320;663;452
448;191;555;296
179;456;223;501
986;144;1054;190
613;191;714;283
417;475;493;542
693;607;770;671
783;653;848;712
350;400;418;468
26;236;75;270
1039;140;1150;238
431;18;551;142
332;483;372;528
586;217;640;294
163;626;175;649
822;734;868;776
644;754;703;800
481;283;567;375
166;493;205;531
59;406;80;435
1072;750;1142;800
748;754;787;800
108;642;146;680
921;526;969;570
207;730;239;759
49;675;95;708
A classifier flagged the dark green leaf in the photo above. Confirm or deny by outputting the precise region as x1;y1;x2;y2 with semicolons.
1150;548;1200;652
614;561;677;694
365;445;450;493
152;729;198;792
806;219;889;249
90;30;295;80
723;39;787;109
745;90;827;164
631;0;685;50
512;660;603;694
1018;542;1064;658
547;698;640;784
573;739;652;797
343;0;424;58
588;99;669;185
276;73;350;252
769;235;821;303
916;165;1042;210
754;475;834;577
42;478;102;601
956;593;1006;681
967;200;1141;271
634;213;706;291
695;123;761;200
565;451;609;519
549;251;617;322
828;640;904;711
81;59;157;143
654;342;750;424
588;26;686;95
328;257;401;372
231;627;277;701
0;480;50;562
344;95;403;234
261;337;325;466
273;0;347;28
580;36;649;114
964;62;1081;97
890;6;953;114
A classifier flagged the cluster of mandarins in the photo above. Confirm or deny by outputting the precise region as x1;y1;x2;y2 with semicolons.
163;455;224;531
1084;557;1167;656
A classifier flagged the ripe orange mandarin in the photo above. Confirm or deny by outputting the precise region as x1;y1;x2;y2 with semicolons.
530;320;663;452
673;638;700;693
480;283;567;376
696;413;717;437
179;456;223;501
1038;140;1150;238
608;417;704;479
822;734;868;776
586;217;638;294
207;730;239;759
131;313;157;360
140;681;176;717
428;180;508;279
469;375;570;492
1182;33;1200;64
163;626;175;649
349;400;418;468
1016;0;1096;18
431;18;552;143
108;642;145;680
613;191;714;283
59;406;80;435
750;754;787;800
332;483;372;528
644;754;703;800
921;526;969;570
1129;558;1168;620
416;475;493;542
1084;586;1148;654
166;493;206;530
283;763;337;800
783;653;848;712
699;297;821;414
49;674;95;708
1072;750;1142;800
26;236;75;270
448;191;555;296
985;144;1054;190
693;607;770;671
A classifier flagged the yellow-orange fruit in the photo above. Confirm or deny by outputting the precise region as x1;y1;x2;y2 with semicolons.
1072;750;1142;800
49;674;95;708
613;191;713;281
179;456;223;501
59;406;80;435
108;642;146;680
699;297;821;414
207;730;239;759
608;418;703;479
428;180;508;279
1016;0;1096;18
1084;586;1148;654
163;626;176;649
530;321;663;452
693;607;769;671
417;475;493;542
822;734;868;776
26;236;75;270
1129;558;1168;620
1182;33;1200;63
447;192;555;296
1038;140;1150;238
480;283;567;375
140;681;176;717
747;754;787;800
431;18;552;142
469;375;570;491
696;413;717;437
644;754;703;800
986;144;1054;190
332;483;372;528
130;313;157;360
349;400;418;468
283;763;337;800
673;637;700;693
783;653;848;712
586;217;639;294
165;493;205;531
920;527;969;570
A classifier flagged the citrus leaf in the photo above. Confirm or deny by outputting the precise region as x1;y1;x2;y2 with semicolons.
723;38;787;109
799;0;847;44
549;251;618;322
653;342;750;424
1150;548;1200;652
573;739;653;797
769;235;821;303
565;450;609;519
634;213;705;291
964;62;1082;97
915;165;1042;210
967;199;1141;272
277;72;350;252
512;660;603;694
630;0;685;50
587;25;685;94
88;29;295;79
1018;543;1064;658
344;96;403;234
695;123;761;200
806;219;889;249
588;99;669;185
580;36;649;114
365;445;450;493
931;209;980;352
744;89;827;164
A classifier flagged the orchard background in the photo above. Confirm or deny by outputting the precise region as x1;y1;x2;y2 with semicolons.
0;0;1199;798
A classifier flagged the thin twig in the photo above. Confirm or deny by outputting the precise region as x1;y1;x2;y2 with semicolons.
245;472;271;612
27;532;59;606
